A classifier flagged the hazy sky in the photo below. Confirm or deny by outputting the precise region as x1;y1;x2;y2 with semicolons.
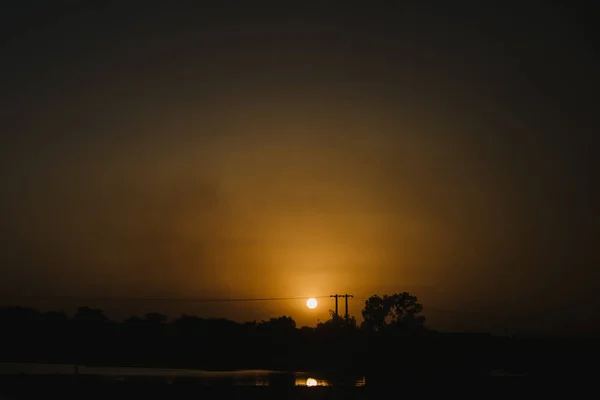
1;1;598;333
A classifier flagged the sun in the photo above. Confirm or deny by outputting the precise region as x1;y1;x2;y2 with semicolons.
306;298;318;309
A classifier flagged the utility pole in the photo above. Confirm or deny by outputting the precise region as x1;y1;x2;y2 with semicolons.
330;294;353;320
330;294;339;317
343;294;353;321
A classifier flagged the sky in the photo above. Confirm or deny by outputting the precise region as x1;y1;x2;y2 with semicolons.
0;1;598;334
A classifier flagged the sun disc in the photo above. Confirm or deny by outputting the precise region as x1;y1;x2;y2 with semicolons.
306;378;317;387
306;298;318;309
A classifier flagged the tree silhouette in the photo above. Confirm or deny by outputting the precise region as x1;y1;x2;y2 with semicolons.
361;295;388;332
361;292;425;333
316;311;357;334
73;306;108;323
144;312;168;324
42;311;69;324
386;292;425;332
0;306;39;324
257;316;296;333
0;296;566;379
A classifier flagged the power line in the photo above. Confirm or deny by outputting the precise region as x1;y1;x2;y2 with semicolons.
0;295;332;303
0;295;481;316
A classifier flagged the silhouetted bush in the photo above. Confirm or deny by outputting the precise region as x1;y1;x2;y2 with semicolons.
1;292;596;377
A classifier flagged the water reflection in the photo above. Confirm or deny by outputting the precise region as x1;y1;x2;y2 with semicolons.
306;378;317;387
295;376;328;387
294;375;365;387
0;363;366;387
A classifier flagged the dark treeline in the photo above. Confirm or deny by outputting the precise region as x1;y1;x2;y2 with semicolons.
1;293;597;378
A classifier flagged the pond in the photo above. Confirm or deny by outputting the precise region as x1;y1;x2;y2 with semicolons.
0;363;366;387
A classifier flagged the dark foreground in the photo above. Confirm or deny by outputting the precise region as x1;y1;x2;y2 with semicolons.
0;374;593;400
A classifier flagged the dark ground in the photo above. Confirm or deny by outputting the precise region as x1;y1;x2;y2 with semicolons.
0;374;571;400
1;305;599;398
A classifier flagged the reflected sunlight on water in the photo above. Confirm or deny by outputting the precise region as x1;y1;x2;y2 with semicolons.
306;378;317;387
0;363;366;387
296;377;328;387
294;375;366;387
